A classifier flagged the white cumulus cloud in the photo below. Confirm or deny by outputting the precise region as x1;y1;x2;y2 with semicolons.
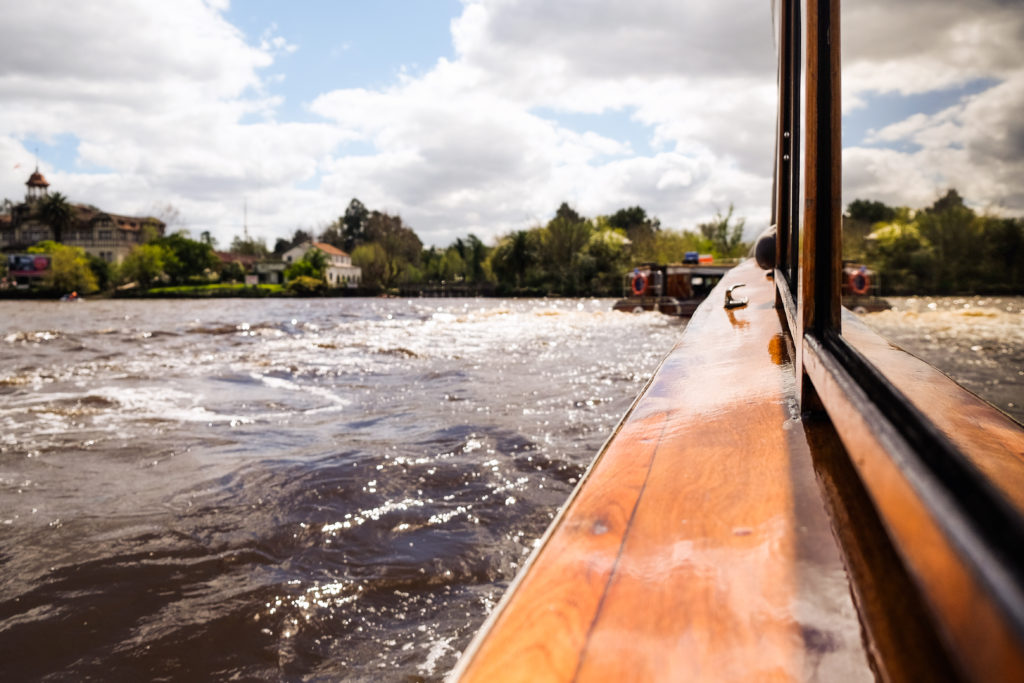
0;0;1020;250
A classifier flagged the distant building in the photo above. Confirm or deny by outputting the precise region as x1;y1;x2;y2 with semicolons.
0;168;165;263
283;241;361;286
215;251;286;285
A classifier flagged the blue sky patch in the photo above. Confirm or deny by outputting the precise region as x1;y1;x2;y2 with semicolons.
843;78;998;151
226;0;462;123
336;138;377;157
19;133;85;173
294;171;323;192
532;107;657;157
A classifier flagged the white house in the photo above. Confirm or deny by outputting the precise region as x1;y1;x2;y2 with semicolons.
283;241;361;287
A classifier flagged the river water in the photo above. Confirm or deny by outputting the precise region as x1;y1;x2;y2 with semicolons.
859;295;1024;425
0;298;679;680
1;295;1019;681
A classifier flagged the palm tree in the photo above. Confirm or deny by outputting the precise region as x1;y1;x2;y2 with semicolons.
507;230;532;287
39;192;74;243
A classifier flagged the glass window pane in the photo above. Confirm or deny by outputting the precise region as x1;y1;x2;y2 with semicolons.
840;0;1024;422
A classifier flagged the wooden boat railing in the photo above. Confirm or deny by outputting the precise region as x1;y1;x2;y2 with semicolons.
452;0;1024;680
774;0;1024;678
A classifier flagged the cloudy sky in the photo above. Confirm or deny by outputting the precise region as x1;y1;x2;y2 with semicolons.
1;0;1021;248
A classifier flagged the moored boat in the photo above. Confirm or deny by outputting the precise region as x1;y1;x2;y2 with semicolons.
842;261;890;313
612;262;733;316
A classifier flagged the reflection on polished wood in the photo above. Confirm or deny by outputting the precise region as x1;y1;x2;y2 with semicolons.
454;260;874;681
842;312;1024;514
806;317;1024;681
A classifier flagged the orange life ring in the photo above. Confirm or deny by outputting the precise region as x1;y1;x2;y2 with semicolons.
631;273;648;296
848;270;870;295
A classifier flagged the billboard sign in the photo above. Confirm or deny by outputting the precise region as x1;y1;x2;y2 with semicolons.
7;254;51;278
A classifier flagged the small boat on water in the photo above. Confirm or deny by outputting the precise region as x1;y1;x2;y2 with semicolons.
842;261;890;313
612;261;734;316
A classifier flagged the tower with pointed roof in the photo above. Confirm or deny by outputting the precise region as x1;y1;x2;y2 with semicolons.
2;166;166;265
25;166;49;204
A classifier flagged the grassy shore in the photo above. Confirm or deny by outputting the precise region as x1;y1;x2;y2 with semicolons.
105;283;285;298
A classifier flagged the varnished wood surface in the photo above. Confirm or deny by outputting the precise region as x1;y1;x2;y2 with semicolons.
803;333;1024;682
803;414;960;683
796;0;843;411
842;311;1024;514
453;260;873;681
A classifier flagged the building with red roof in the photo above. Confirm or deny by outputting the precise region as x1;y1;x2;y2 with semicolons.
282;240;362;286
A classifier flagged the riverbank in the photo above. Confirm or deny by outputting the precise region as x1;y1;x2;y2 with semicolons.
0;282;557;299
0;283;370;299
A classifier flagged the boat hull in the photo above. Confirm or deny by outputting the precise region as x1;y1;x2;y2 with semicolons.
612;296;701;316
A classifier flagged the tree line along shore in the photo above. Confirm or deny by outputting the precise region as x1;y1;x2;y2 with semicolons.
843;190;1023;296
2;189;1021;299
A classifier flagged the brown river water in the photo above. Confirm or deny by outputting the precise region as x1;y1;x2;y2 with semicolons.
0;295;1019;680
0;298;679;681
859;295;1023;425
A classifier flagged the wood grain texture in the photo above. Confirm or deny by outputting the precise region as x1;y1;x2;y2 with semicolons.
797;0;843;405
803;413;960;683
454;260;873;681
842;310;1024;514
802;336;1024;682
456;410;666;682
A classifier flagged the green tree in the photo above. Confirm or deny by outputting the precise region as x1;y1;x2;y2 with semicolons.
649;229;709;264
844;199;899;261
351;242;388;289
861;191;1024;295
27;241;98;294
978;215;1024;292
273;237;291;255
448;234;489;282
540;204;594;294
273;229;313;256
582;229;631;294
120;243;171;289
229;235;270;257
422;246;467;282
554;202;582;224
488;230;534;288
420;246;441;280
38;192;74;243
608;206;661;261
317;223;346;251
287;275;326;296
363;210;423;287
140;219;163;244
220;261;246;283
845;199;897;224
864;210;933;294
285;247;327;281
153;232;217;284
917;189;979;292
698;206;747;258
341;198;370;252
86;253;113;291
926;188;966;215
